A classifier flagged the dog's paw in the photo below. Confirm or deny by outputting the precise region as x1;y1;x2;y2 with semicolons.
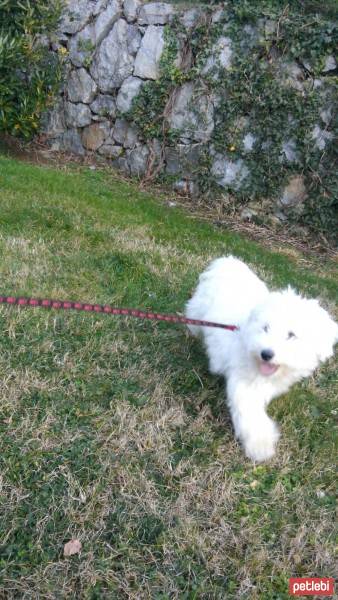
242;422;280;462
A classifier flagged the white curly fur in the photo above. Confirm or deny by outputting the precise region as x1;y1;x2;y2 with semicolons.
186;256;338;462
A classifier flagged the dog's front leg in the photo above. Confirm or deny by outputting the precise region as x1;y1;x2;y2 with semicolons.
226;379;280;462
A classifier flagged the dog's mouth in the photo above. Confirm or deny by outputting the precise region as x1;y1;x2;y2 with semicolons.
259;362;280;376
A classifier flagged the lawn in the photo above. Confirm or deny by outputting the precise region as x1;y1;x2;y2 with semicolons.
0;156;336;598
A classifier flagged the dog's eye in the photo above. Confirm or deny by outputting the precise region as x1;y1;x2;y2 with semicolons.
263;325;269;333
287;331;296;339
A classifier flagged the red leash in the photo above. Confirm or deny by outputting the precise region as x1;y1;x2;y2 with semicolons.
0;295;238;331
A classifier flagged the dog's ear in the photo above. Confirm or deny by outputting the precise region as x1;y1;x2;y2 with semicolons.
308;299;338;362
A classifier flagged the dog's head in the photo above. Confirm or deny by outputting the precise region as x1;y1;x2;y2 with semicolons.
243;288;338;378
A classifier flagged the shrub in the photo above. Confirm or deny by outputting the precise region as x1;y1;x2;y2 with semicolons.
0;0;63;138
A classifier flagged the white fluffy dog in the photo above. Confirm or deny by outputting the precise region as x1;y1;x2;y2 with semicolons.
186;256;338;462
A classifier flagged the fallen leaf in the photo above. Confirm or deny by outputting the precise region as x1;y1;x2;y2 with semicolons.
63;539;82;557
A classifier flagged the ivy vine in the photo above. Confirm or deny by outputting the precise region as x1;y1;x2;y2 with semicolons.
125;1;337;242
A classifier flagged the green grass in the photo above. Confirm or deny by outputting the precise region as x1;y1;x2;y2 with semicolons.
0;156;336;598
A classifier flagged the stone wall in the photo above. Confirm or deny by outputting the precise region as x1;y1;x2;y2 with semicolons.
45;1;175;168
44;0;336;226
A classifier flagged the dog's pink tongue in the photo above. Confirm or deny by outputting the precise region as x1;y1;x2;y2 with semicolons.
259;362;279;376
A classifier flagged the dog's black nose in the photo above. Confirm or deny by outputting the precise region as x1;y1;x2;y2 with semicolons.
261;349;275;362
